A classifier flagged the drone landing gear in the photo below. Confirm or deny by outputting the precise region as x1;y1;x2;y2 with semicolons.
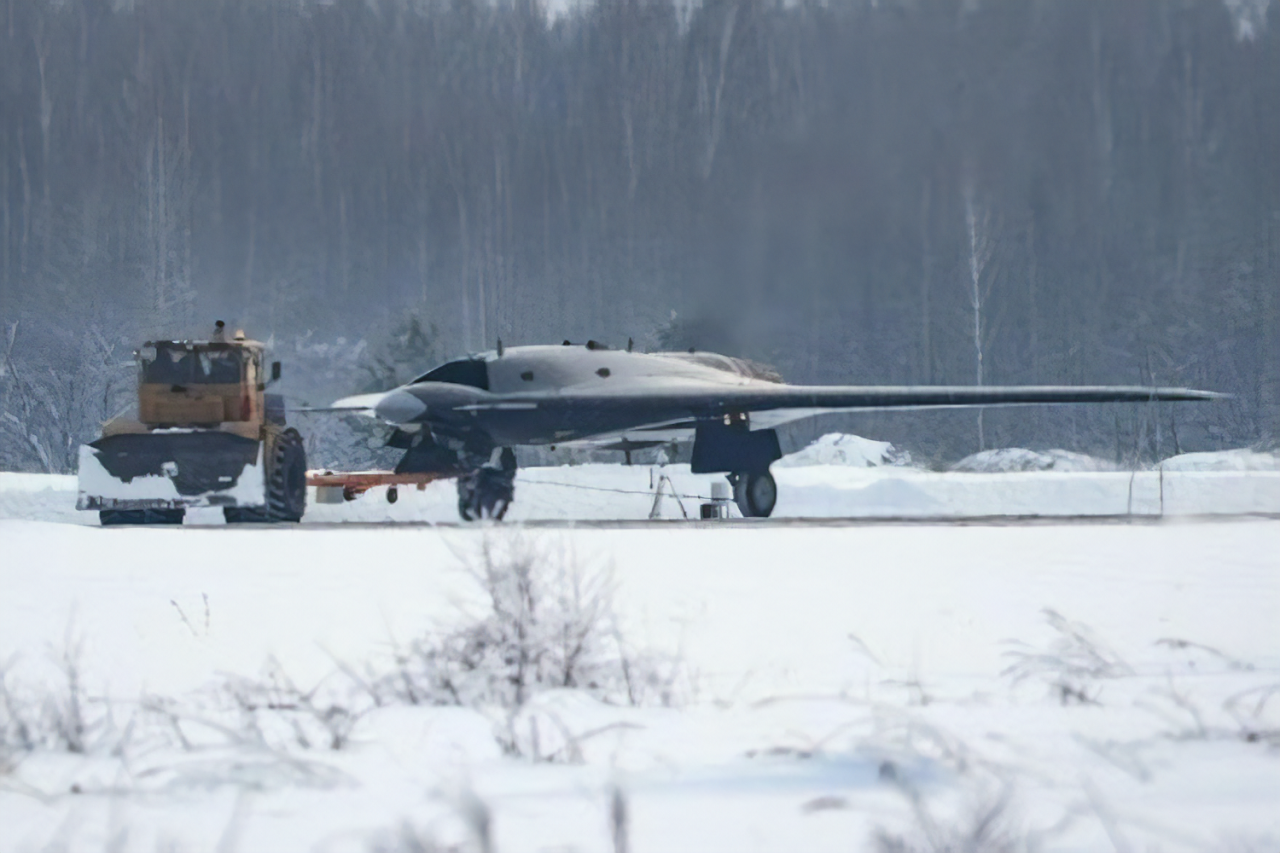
457;448;517;521
729;469;777;518
691;423;781;518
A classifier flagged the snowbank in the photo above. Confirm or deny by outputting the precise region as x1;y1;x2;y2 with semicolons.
1160;448;1280;472
952;446;1280;475
776;433;913;468
0;471;80;524
950;447;1115;473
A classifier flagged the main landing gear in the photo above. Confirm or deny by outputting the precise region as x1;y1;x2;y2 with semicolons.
457;447;517;521
691;422;781;519
729;470;777;518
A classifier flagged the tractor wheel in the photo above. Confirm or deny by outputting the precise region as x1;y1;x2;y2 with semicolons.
265;429;307;522
223;506;268;524
224;429;307;524
100;508;185;526
731;470;777;518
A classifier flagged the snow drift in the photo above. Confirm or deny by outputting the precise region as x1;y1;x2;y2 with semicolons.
950;447;1116;472
776;433;913;468
1160;448;1280;472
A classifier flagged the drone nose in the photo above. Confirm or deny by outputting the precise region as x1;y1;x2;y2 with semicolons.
374;390;428;425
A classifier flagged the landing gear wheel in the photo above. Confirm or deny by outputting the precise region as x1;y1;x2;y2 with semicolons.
386;486;399;504
732;470;777;518
457;467;515;521
224;429;307;523
100;508;185;526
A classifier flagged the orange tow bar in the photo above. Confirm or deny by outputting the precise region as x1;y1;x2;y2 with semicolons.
306;469;452;504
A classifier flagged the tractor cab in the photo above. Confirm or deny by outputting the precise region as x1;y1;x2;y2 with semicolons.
135;338;278;430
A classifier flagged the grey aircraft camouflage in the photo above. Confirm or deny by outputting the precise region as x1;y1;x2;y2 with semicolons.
324;341;1222;520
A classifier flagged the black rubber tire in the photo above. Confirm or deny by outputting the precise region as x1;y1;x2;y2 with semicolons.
100;508;185;526
457;474;478;521
265;429;307;522
223;506;269;524
386;486;399;504
457;468;514;521
224;430;307;523
481;471;513;520
732;470;777;518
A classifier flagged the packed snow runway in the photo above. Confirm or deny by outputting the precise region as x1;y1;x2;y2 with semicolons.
1;445;1278;852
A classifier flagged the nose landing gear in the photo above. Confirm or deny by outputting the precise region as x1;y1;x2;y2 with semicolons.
457;447;517;521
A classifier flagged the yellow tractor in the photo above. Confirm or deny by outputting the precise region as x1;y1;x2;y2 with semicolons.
77;326;306;525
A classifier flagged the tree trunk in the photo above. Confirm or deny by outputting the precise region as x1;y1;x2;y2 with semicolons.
17;119;30;278
1027;216;1039;379
157;112;168;317
965;183;987;451
919;177;932;384
2;128;9;296
701;4;738;181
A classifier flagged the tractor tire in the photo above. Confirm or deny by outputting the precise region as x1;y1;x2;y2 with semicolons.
100;508;185;526
224;429;307;524
223;506;268;524
265;428;307;522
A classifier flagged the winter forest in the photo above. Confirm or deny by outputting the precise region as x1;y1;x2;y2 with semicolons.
0;0;1276;472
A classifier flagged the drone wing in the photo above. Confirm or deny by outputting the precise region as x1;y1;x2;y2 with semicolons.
701;384;1221;412
555;383;1221;415
290;391;388;416
522;383;1225;439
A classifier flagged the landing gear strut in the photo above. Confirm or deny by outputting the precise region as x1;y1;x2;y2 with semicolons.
730;469;777;518
457;447;517;521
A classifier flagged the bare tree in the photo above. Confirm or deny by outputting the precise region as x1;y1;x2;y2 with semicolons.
963;177;998;451
0;321;133;473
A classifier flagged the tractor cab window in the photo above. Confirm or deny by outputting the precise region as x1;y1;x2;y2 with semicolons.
141;344;245;385
197;350;243;383
410;358;489;390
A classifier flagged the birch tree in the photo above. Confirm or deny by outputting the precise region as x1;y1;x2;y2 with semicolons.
963;178;998;452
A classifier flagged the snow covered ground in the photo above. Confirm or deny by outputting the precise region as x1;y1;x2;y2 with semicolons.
4;440;1280;526
1;519;1277;852
1;444;1278;851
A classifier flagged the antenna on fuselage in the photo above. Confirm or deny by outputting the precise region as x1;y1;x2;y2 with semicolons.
497;338;504;356
627;337;634;352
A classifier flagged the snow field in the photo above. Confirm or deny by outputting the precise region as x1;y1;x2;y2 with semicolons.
1;518;1278;851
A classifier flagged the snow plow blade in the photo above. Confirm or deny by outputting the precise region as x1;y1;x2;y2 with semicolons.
77;432;267;510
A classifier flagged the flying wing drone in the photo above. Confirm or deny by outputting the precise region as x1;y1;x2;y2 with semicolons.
321;341;1221;520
